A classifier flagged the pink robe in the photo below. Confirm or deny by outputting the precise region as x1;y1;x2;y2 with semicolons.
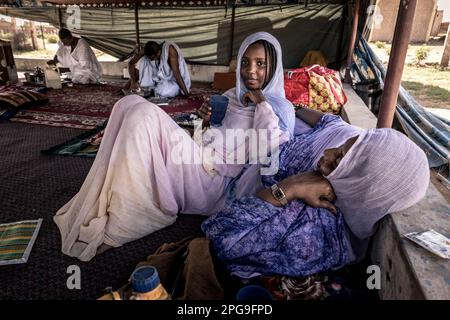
54;95;289;261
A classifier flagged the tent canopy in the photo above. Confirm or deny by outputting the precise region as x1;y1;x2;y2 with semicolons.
0;0;350;7
0;1;358;67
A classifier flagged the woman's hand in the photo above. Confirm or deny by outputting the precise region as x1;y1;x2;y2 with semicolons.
242;89;266;106
279;171;337;214
197;96;212;123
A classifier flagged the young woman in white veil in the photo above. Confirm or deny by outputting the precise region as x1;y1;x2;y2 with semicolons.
54;32;296;261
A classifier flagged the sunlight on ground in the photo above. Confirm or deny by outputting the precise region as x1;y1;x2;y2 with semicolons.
369;42;450;114
13;42;117;61
402;66;450;113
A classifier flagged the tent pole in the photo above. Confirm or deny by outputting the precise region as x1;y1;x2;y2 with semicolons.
58;7;63;28
377;0;417;129
335;3;348;70
440;24;450;68
344;0;359;83
134;1;140;46
40;24;46;50
229;4;236;64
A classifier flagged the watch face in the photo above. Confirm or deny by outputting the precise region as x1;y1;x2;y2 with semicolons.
273;189;284;200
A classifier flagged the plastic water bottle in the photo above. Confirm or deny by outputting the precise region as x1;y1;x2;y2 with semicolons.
129;266;170;300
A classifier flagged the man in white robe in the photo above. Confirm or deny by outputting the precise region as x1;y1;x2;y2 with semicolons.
47;28;102;84
124;40;191;98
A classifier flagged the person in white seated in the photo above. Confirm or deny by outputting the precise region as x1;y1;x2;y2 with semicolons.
47;28;102;84
124;40;191;97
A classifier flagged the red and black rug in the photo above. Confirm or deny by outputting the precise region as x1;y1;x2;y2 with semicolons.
41;86;223;157
10;84;222;130
10;83;123;130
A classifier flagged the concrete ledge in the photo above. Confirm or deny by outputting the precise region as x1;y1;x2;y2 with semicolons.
372;186;450;299
342;85;450;300
14;57;229;83
341;84;378;129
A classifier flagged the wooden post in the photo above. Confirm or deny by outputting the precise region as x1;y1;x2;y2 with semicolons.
377;0;417;129
229;4;236;64
344;0;360;84
40;24;46;50
10;17;16;50
30;21;39;50
440;24;450;68
58;8;63;28
134;1;140;46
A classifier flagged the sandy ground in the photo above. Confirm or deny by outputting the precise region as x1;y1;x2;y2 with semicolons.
369;40;450;119
369;39;446;65
425;108;450;120
431;170;450;204
14;42;117;61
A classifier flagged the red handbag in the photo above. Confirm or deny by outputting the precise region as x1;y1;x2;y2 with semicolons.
284;65;347;115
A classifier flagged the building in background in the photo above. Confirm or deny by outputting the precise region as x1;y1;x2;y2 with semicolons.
369;0;449;43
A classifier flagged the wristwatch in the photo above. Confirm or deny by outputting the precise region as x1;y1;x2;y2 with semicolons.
271;184;288;206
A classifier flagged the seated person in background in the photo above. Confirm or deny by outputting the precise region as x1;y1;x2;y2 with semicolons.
47;28;102;84
123;40;191;98
202;107;429;279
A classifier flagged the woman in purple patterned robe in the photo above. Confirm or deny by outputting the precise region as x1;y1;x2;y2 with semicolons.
202;107;430;278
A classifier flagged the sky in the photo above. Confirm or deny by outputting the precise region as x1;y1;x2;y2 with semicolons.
438;0;450;22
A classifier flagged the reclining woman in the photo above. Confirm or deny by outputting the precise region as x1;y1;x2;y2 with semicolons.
54;32;295;261
202;107;430;278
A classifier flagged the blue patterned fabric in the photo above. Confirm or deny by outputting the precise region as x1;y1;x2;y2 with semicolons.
202;115;350;278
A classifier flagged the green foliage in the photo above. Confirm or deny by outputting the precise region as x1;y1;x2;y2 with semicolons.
375;41;386;49
47;34;58;43
1;32;12;41
415;45;430;64
12;31;32;51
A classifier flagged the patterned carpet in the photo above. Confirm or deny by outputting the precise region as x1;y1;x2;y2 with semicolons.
9;84;223;130
0;121;206;300
40;86;224;157
9;82;123;130
0;85;375;300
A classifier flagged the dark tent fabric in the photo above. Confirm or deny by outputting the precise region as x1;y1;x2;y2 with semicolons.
0;3;352;67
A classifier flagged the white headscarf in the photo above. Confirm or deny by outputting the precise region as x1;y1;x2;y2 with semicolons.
326;128;430;239
158;41;191;90
223;32;295;136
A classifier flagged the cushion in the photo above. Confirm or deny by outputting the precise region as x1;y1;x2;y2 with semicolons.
212;72;236;91
0;219;43;266
0;90;48;120
300;51;328;68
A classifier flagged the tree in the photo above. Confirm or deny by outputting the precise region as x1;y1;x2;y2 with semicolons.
10;17;16;50
30;21;39;50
